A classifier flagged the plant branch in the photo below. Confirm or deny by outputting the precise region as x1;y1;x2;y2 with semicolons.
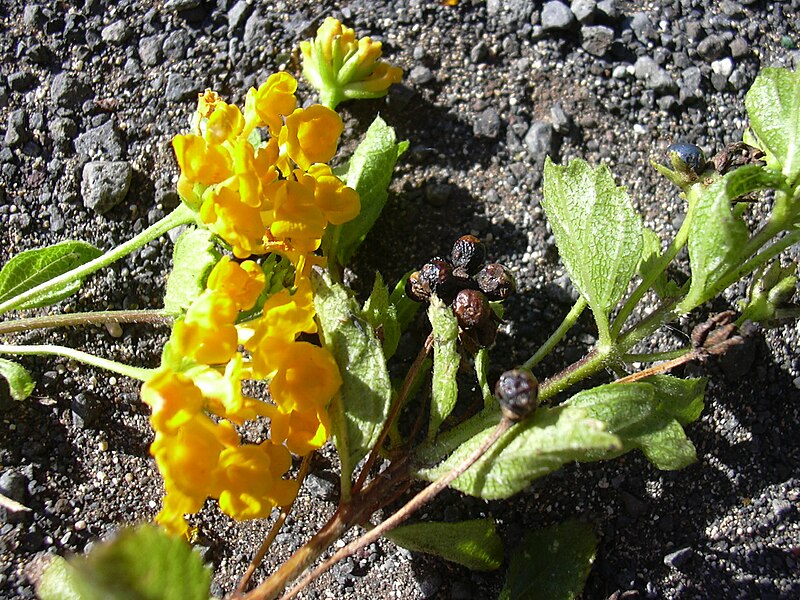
523;296;587;370
351;333;433;495
0;309;174;336
0;344;154;381
0;203;195;316
278;417;515;600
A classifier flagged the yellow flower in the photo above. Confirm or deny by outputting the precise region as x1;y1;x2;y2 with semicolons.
301;164;361;225
347;61;404;95
269;341;342;413
206;256;266;311
141;368;204;434
307;17;356;65
265;403;331;456
171;291;239;365
196;89;223;119
200;185;267;258
204;101;245;146
173;134;233;186
232;140;279;209
244;72;298;136
266;178;327;253
279;105;343;173
155;488;203;537
217;442;298;520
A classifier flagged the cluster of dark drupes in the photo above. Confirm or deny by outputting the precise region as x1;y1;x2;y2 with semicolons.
405;235;515;349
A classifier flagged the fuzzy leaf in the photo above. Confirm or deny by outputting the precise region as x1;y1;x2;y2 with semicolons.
541;158;643;337
388;519;504;571
566;376;705;470
638;228;680;299
361;272;400;360
36;525;211;600
684;175;750;307
414;405;621;499
0;241;102;312
745;67;800;186
0;359;35;401
725;164;789;200
500;520;597;600
427;295;460;438
323;116;408;266
313;271;392;485
163;228;220;314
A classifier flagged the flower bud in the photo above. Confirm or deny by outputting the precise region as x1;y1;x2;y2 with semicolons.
495;368;539;421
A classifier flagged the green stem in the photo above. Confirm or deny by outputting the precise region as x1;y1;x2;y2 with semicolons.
610;194;697;339
523;296;587;371
622;347;691;363
0;344;154;381
0;309;174;336
0;204;196;316
538;345;612;404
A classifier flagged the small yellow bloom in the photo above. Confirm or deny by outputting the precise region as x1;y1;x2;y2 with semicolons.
196;89;223;119
244;72;298;136
206;256;266;311
204;101;245;146
217;442;298;519
155;488;203;537
171;291;239;365
141;368;204;434
265;403;331;456
279;105;343;172
301;164;361;225
200;185;267;258
173;134;233;186
269;341;342;413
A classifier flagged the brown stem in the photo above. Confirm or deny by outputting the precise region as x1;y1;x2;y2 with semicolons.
613;351;699;384
278;417;514;600
0;309;174;336
351;333;433;494
233;454;313;596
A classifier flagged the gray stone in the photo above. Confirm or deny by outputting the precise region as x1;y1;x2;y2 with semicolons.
305;474;337;501
711;57;734;78
81;161;132;214
164;0;201;10
425;183;453;207
487;0;535;24
0;469;28;503
730;36;749;58
664;547;693;569
697;34;726;61
48;117;77;145
7;71;36;92
570;0;596;24
71;392;100;429
470;41;490;63
101;20;131;45
22;4;43;28
596;0;618;20
550;102;570;132
165;73;201;102
50;72;90;108
138;35;163;66
243;13;268;49
75;121;124;159
524;121;554;158
679;65;703;103
630;12;655;43
408;65;434;85
581;25;614;56
541;1;575;31
163;30;190;61
634;56;676;93
4;109;29;147
228;0;253;32
473;107;501;138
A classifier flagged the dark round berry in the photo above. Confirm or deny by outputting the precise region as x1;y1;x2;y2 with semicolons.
666;142;706;178
420;259;457;302
450;235;486;275
475;264;515;301
495;369;539;421
405;271;429;303
453;289;492;329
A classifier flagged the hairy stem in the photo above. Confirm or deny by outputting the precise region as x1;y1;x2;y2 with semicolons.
0;309;174;336
0;344;154;381
523;296;587;371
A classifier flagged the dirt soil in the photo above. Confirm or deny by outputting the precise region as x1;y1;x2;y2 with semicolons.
1;1;799;599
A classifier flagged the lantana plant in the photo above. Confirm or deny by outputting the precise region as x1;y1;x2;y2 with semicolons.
1;17;797;600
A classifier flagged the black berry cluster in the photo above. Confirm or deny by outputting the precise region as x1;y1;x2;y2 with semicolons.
405;235;516;349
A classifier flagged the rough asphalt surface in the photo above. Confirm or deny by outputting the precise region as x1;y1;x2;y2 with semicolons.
1;0;799;598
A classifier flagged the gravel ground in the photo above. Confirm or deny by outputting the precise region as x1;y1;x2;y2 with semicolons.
1;1;799;598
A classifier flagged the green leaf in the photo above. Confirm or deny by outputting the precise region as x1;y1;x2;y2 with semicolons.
683;175;750;308
500;520;597;600
323;116;408;267
475;347;493;407
36;525;211;600
725;164;790;200
389;271;421;334
541;158;643;339
428;295;460;439
566;376;705;470
0;358;35;401
313;271;393;488
163;228;220;314
361;272;401;360
0;241;102;311
414;405;621;499
387;519;504;571
638;228;681;299
745;67;800;186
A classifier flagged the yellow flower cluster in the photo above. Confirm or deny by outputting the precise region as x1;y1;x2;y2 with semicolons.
301;17;404;109
144;72;360;536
